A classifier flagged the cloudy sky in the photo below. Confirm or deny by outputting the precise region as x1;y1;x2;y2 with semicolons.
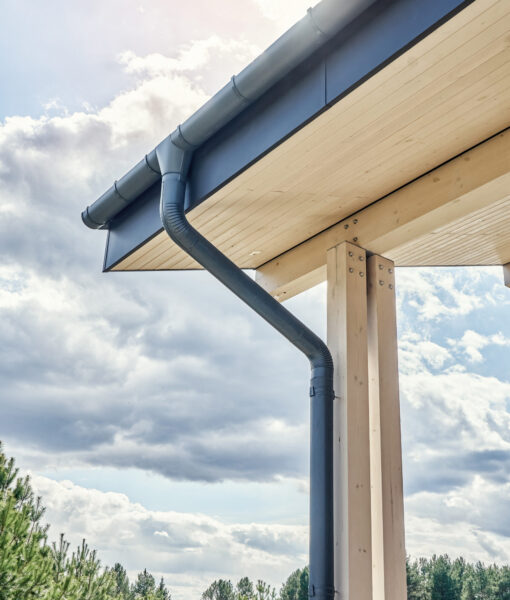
1;1;510;598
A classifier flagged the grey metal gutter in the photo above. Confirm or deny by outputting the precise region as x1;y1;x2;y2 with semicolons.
82;0;377;230
82;1;380;597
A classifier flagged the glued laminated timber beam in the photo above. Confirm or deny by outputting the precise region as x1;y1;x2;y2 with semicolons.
255;129;510;301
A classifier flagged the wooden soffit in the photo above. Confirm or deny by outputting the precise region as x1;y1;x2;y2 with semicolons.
112;0;510;274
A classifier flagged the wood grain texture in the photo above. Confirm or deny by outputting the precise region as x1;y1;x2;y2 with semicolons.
367;255;406;600
327;242;372;600
112;0;510;275
256;129;510;300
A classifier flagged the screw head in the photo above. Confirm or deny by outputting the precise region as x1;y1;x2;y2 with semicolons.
349;267;354;273
389;284;393;289
378;264;384;270
359;272;364;277
353;237;358;242
348;251;353;257
353;218;358;224
359;256;364;261
388;268;393;274
379;280;384;286
344;224;349;229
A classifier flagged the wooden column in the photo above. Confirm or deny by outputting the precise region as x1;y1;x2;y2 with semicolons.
327;242;372;600
367;255;406;600
504;263;510;288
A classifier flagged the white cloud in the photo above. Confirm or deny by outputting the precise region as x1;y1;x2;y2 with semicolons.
1;2;510;592
395;268;501;322
448;329;510;363
406;475;510;562
251;0;311;25
119;37;259;79
30;474;306;600
0;33;313;488
405;513;510;565
399;332;452;372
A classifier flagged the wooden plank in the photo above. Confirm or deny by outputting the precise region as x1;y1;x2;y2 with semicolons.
112;0;510;273
366;255;406;600
388;196;510;266
504;263;510;288
327;242;372;600
256;129;510;300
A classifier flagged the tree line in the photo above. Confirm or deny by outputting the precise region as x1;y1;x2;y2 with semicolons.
2;442;510;599
406;555;510;600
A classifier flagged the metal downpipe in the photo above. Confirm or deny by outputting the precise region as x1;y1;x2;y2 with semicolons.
159;171;335;600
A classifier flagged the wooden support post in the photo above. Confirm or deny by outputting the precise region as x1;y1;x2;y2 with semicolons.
504;263;510;288
367;255;406;600
327;242;372;600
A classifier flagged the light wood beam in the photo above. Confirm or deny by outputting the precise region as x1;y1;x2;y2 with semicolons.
505;263;510;288
327;242;372;600
256;130;510;301
367;255;406;600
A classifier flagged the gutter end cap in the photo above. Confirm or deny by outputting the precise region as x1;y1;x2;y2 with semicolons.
82;207;104;230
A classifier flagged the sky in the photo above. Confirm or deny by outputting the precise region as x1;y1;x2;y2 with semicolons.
0;1;510;598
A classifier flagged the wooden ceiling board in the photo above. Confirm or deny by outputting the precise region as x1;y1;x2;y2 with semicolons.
112;0;510;273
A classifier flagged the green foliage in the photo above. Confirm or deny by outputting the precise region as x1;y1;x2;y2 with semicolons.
254;579;277;600
0;442;118;599
5;440;510;600
237;576;255;600
201;577;276;600
131;568;171;600
202;579;236;600
406;554;510;600
0;443;53;599
279;567;308;600
113;563;131;598
0;441;174;600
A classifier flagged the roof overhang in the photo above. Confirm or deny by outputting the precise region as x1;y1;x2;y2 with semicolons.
92;0;510;297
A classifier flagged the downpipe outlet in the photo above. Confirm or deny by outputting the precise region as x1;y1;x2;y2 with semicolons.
158;144;335;600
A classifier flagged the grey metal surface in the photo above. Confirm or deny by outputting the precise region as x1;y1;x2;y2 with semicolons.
82;0;376;230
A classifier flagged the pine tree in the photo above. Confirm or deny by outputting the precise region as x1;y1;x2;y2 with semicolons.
0;442;118;600
461;573;476;600
298;567;308;600
46;535;117;600
0;443;53;599
113;563;131;599
132;569;157;598
254;579;276;600
407;557;426;600
279;568;303;600
202;579;236;600
156;577;171;600
429;555;457;600
495;566;510;600
237;576;255;599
